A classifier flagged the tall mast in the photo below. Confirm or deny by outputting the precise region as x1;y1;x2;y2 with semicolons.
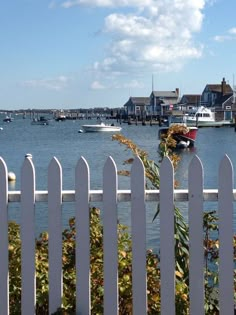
233;74;235;103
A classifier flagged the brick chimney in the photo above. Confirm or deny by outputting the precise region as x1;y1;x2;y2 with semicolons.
221;77;226;95
175;88;179;96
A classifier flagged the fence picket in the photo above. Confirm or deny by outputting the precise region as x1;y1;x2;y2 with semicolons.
189;155;204;315
0;158;9;315
103;157;118;315
219;155;234;314
21;157;36;314
48;157;63;314
160;156;175;315
131;156;147;315
75;157;91;314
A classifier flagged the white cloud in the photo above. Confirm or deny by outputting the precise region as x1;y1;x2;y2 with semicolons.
96;0;205;76
60;0;206;85
229;27;236;35
104;14;153;37
48;1;57;8
61;0;153;8
91;81;106;89
90;78;144;90
213;35;228;42
124;80;144;88
206;0;217;6
21;75;70;90
61;0;80;8
214;27;236;42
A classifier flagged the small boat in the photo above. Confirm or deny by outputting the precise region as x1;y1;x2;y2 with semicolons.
158;115;198;148
3;115;14;122
31;116;49;125
55;114;66;121
80;122;122;133
186;106;231;127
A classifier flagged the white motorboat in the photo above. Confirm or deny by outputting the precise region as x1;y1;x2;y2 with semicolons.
80;122;122;133
55;114;66;121
186;106;231;127
3;115;14;122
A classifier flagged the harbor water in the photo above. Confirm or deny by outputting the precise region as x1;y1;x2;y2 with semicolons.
1;114;236;252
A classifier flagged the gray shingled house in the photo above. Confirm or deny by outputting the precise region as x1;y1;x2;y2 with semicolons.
201;77;236;120
149;89;180;117
123;97;150;120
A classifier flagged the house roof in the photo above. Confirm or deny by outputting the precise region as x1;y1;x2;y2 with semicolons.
215;93;233;105
124;97;150;107
180;94;201;104
152;91;178;98
205;84;232;94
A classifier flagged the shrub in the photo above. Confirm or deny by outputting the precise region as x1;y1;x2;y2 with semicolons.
9;207;166;314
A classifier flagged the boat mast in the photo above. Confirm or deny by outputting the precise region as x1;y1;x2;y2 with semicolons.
233;74;236;104
152;74;156;116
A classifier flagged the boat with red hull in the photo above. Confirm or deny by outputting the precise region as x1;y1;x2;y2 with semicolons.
158;115;198;148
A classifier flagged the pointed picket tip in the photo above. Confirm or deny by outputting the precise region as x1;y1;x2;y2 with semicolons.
0;157;7;176
219;154;233;191
76;156;89;170
21;154;35;177
131;156;144;173
161;155;172;165
189;154;202;168
21;152;35;209
130;156;145;198
104;156;116;167
104;156;117;174
160;156;173;171
48;157;62;172
159;156;174;194
103;156;117;197
189;155;203;175
219;154;233;171
0;157;7;170
22;154;34;167
75;156;90;183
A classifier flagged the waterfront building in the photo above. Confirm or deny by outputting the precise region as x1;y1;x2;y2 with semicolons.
123;89;180;120
149;89;180;117
201;77;236;121
179;94;202;112
123;97;150;120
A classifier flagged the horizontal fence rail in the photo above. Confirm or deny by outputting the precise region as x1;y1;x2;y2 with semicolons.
0;155;235;314
7;189;236;202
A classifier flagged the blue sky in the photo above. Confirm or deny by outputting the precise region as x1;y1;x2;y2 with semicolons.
1;0;236;109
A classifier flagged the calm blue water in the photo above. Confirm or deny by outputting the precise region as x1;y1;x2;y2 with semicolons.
2;114;236;251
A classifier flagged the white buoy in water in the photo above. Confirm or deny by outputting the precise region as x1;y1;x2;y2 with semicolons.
8;172;16;182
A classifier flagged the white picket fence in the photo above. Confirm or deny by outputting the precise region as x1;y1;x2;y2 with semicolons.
0;154;235;314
